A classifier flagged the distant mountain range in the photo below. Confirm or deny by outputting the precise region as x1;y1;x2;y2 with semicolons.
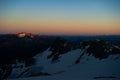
0;33;120;80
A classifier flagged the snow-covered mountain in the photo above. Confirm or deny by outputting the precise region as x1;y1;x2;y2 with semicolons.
16;32;34;38
1;37;120;80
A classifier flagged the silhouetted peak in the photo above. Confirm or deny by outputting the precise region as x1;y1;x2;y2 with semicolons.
80;39;120;59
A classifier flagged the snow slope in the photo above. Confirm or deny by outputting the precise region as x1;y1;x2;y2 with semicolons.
5;47;120;80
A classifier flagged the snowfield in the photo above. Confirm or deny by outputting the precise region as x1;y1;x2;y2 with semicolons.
5;48;120;80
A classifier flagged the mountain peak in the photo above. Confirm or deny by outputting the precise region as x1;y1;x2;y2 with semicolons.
16;32;34;38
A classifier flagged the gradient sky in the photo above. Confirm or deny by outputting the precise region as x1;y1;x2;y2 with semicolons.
0;0;120;35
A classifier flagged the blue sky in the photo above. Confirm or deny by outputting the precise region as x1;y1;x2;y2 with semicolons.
0;0;120;18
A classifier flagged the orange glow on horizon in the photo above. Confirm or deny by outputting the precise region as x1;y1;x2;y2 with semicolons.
0;17;120;35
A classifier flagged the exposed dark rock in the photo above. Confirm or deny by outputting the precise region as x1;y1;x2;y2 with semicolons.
0;65;12;80
28;72;51;77
94;76;117;79
48;37;78;63
80;40;120;60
